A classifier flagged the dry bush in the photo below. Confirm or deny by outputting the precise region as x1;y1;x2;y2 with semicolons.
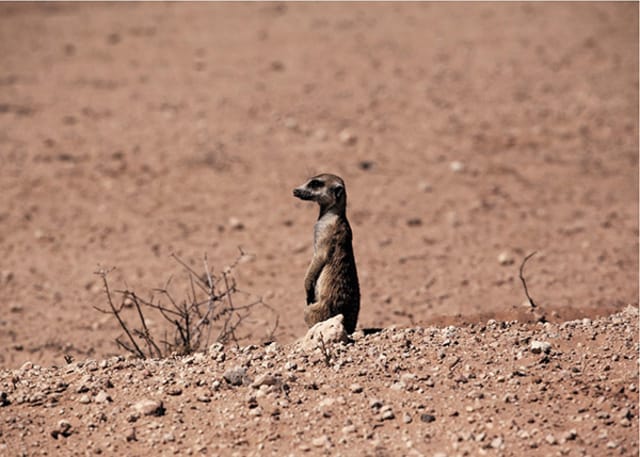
94;250;278;359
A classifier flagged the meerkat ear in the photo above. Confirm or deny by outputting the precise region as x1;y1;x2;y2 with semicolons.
332;184;344;199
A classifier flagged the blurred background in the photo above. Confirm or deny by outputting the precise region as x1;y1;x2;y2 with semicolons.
0;2;637;368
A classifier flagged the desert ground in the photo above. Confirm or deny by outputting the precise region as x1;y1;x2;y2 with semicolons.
0;2;638;456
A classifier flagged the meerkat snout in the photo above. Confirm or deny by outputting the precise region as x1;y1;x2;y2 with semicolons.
293;173;360;333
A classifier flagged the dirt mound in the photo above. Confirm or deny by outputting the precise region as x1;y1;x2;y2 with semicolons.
1;307;637;455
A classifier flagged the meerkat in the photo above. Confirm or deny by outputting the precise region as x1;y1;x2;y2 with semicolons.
293;173;360;334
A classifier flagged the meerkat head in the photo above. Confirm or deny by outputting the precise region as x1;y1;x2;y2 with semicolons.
293;173;346;215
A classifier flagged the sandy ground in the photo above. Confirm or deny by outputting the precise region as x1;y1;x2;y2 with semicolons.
0;2;638;455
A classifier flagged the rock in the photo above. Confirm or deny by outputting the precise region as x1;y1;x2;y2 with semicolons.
530;341;552;354
0;391;9;407
349;383;363;393
562;430;577;441
420;414;436;423
251;374;279;389
449;161;465;172
95;391;112;403
125;427;137;442
228;217;244;231
78;394;91;404
402;413;412;424
51;420;72;439
312;435;331;448
490;436;503;449
223;366;248;386
299;314;348;352
417;181;433;192
497;251;514;266
338;129;357;146
545;434;557;445
133;399;165;417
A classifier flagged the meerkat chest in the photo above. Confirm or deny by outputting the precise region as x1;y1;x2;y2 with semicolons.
314;214;338;252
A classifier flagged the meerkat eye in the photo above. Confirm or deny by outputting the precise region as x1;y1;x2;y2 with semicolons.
308;179;323;189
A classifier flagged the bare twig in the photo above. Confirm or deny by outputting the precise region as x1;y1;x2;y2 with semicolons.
519;251;538;308
95;251;278;359
94;268;145;358
318;334;332;367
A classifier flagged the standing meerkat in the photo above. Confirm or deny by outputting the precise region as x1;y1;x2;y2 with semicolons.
293;173;360;333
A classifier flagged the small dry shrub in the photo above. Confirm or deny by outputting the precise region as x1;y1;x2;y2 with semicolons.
94;250;278;359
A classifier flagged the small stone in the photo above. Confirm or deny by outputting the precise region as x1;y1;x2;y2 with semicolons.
9;303;23;313
228;217;244;231
420;414;436;423
162;432;175;443
380;406;395;420
417;181;433;192
299;314;348;352
167;387;182;396
342;424;357;434
497;251;514;266
78;394;91;404
369;399;383;409
562;429;577;441
402;413;412;424
350;383;363;393
312;435;330;448
51;420;72;439
530;341;552;354
449;161;465;172
338;129;357;146
223;366;247;386
125;427;137;442
0;391;10;407
133;399;165;417
251;374;279;389
545;434;557;445
490;436;503;449
606;441;617;449
95;391;112;403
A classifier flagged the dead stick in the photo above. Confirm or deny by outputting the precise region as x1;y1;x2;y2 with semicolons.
519;251;537;308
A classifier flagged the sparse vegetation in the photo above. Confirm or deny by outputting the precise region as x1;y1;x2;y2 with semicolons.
94;250;278;359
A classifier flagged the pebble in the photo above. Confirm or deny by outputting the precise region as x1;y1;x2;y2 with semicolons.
312;435;330;448
530;341;552;354
350;383;363;393
402;413;412;424
95;391;112;403
251;373;279;388
562;429;577;441
490;436;503;449
420;414;436;423
223;366;247;386
133;399;165;417
497;251;514;266
545;434;557;445
78;394;91;404
51;420;72;439
125;427;137;442
380;405;395;420
228;217;244;231
338;129;357;146
449;161;465;172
